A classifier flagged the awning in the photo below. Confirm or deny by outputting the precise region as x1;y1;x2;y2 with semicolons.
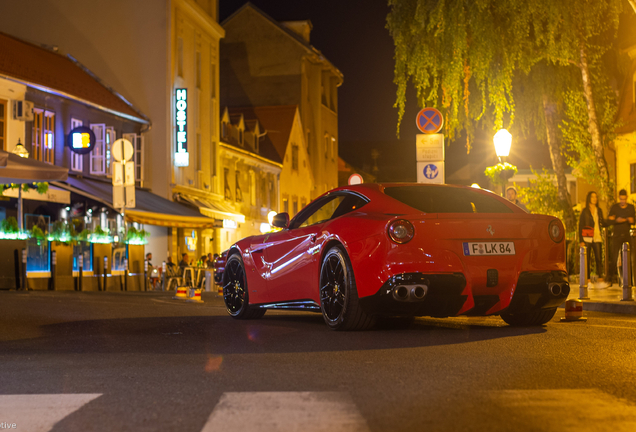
0;150;68;183
52;176;218;229
174;193;245;223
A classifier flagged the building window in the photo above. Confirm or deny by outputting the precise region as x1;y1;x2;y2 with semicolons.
235;170;242;202
331;137;336;161
70;118;83;172
239;129;243;145
224;168;232;200
210;64;216;99
123;132;144;186
90;124;106;175
324;134;330;159
250;171;256;206
221;122;227;140
105;127;115;177
283;198;289;213
197;133;202;171
292;145;299;171
43;112;55;164
301;198;307;210
32;109;43;161
177;37;184;78
0;99;6;150
631;163;636;195
292;198;298;216
196;51;202;89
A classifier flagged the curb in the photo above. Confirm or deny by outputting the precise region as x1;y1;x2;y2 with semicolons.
559;300;636;315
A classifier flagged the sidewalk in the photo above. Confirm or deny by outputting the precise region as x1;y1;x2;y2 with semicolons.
564;282;636;315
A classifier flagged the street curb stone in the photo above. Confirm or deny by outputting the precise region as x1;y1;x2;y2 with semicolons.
559;300;636;315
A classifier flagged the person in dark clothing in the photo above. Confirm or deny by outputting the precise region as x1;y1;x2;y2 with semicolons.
578;191;607;286
608;189;635;283
179;253;190;269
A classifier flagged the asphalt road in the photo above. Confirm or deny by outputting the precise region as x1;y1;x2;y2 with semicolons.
1;290;635;432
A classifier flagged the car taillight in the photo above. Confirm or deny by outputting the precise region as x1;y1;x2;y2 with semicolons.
388;219;414;244
548;220;564;243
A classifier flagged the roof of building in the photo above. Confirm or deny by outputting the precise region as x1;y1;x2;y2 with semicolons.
222;3;343;83
226;105;299;164
0;31;148;124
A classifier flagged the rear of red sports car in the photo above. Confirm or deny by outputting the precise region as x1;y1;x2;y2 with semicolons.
345;183;569;326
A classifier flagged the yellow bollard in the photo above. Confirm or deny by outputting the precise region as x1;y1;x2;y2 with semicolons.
173;286;188;300
186;288;204;303
560;299;587;322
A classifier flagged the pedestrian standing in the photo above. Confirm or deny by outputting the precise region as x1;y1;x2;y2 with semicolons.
506;186;528;212
608;189;635;284
578;191;608;288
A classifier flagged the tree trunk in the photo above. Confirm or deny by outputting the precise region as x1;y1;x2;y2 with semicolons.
579;43;614;203
543;94;576;232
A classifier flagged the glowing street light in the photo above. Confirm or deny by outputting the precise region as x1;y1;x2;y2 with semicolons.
493;129;512;160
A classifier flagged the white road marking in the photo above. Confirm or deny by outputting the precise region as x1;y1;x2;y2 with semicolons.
491;389;636;431
201;392;370;432
0;394;101;432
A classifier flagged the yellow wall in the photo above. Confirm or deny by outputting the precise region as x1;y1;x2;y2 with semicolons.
280;112;313;217
615;133;636;201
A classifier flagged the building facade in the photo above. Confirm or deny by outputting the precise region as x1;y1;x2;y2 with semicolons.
221;4;343;199
0;0;243;260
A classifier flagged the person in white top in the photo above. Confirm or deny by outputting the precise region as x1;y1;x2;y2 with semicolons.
578;191;608;288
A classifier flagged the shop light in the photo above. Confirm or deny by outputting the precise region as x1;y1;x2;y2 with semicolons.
223;219;238;229
260;223;271;233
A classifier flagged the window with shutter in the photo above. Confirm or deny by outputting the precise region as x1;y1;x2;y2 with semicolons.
123;132;144;186
70;118;83;172
90;124;106;174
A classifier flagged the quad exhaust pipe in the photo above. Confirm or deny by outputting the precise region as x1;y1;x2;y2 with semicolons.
548;282;570;297
392;284;428;302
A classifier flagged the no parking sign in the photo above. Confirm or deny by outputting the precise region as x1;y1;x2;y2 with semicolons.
416;108;444;134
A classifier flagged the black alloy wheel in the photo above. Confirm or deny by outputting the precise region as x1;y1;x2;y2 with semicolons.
223;254;265;320
319;246;376;331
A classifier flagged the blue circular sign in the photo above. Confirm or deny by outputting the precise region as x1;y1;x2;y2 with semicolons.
416;108;444;134
423;163;439;179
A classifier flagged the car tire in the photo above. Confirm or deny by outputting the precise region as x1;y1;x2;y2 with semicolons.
222;254;266;320
500;308;557;326
319;245;376;331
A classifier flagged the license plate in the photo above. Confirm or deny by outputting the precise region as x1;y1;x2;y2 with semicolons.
463;242;515;256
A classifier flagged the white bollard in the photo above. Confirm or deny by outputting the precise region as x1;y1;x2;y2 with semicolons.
579;246;589;300
621;242;634;302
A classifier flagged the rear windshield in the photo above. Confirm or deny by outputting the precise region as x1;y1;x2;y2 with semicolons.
384;185;514;214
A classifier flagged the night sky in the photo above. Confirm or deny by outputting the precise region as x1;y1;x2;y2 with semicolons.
219;0;552;184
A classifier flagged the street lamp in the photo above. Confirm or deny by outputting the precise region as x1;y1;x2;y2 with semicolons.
12;139;29;231
493;129;512;162
12;138;29;158
493;129;514;196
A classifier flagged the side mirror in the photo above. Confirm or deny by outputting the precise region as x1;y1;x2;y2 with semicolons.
272;212;290;229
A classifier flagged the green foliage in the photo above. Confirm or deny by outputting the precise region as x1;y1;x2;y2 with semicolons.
387;0;536;150
560;88;617;201
30;225;46;240
125;226;149;244
0;182;49;195
484;163;517;187
516;169;564;222
1;217;19;234
35;182;49;194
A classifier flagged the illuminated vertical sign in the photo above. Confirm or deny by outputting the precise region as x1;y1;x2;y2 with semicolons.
175;88;189;167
